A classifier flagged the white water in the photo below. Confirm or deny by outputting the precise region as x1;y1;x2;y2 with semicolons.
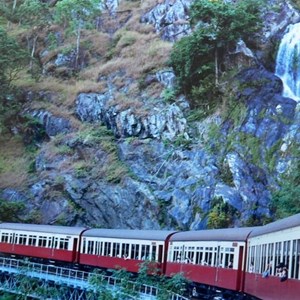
275;22;300;101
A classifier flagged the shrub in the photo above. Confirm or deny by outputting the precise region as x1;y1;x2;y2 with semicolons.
170;0;263;108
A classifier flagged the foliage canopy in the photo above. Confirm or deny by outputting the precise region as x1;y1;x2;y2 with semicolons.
170;0;263;107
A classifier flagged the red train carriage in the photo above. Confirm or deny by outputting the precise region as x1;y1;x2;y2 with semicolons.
79;229;176;273
165;227;254;292
0;223;86;263
244;214;300;300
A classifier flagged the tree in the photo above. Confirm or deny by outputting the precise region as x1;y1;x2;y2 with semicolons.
0;199;25;222
170;0;262;105
272;159;300;218
207;197;239;229
17;0;51;70
0;0;22;24
0;26;27;133
0;26;27;90
54;0;101;68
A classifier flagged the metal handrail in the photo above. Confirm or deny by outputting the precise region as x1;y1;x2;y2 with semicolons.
0;257;189;300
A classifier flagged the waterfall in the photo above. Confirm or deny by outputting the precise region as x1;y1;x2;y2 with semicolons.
275;22;300;101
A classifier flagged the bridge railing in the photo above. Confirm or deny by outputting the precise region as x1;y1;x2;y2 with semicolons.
0;257;189;300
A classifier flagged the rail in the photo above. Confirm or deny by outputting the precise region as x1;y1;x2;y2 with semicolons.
0;257;189;300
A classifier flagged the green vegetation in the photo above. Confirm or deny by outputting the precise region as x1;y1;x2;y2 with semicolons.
0;198;25;222
290;0;300;9
272;151;300;219
88;261;190;299
207;197;239;229
170;0;262;107
0;26;27;91
76;125;129;183
54;0;101;68
0;26;27;133
0;135;35;188
219;161;234;187
161;87;177;103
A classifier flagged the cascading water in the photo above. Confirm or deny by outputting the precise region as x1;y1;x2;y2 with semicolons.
275;22;300;101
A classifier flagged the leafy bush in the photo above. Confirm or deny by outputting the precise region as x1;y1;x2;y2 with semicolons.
170;0;263;107
207;197;239;229
0;199;25;222
272;157;300;218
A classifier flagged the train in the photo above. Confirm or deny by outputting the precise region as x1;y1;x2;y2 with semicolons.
0;213;299;300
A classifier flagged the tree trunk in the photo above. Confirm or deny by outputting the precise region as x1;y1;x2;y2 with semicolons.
13;0;17;11
30;35;38;71
75;25;81;69
7;0;17;28
215;47;219;86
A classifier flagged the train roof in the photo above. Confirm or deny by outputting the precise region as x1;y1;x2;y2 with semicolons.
0;223;86;235
170;227;255;242
249;213;300;238
83;229;176;240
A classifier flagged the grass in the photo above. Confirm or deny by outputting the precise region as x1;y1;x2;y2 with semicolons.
0;0;174;190
0;135;32;189
11;0;172;113
74;124;130;183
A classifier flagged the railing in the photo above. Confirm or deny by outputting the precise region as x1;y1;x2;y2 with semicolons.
0;257;189;300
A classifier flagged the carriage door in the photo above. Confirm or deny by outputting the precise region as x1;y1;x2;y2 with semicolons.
158;245;163;262
236;245;244;291
72;238;78;262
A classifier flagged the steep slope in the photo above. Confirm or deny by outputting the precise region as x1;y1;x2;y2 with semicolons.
0;0;299;229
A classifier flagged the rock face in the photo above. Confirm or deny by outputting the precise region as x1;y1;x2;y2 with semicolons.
1;0;299;229
76;92;187;140
30;110;72;137
141;0;192;42
75;67;188;141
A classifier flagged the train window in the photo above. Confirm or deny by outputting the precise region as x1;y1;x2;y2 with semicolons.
224;247;234;252
151;245;157;261
225;253;234;268
248;245;255;272
121;243;130;258
1;233;9;243
38;236;48;247
204;247;214;266
19;234;27;245
59;238;69;250
112;242;120;257
131;244;139;260
141;245;150;260
255;245;262;273
104;242;111;256
53;237;58;249
9;233;14;243
268;243;274;275
82;238;86;253
88;240;94;254
283;241;290;269
28;235;37;246
172;246;181;262
261;244;267;272
290;239;299;279
219;252;224;267
274;242;282;272
95;241;102;256
186;246;195;264
195;251;203;265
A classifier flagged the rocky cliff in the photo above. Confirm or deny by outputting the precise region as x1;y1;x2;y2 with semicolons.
0;0;299;229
